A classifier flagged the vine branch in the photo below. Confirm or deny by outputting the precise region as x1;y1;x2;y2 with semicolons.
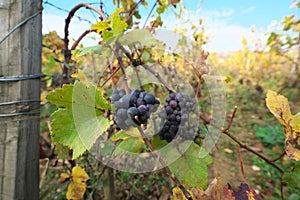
137;126;192;200
63;3;108;85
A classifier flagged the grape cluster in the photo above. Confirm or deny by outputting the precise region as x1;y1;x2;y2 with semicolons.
158;93;197;142
111;89;160;130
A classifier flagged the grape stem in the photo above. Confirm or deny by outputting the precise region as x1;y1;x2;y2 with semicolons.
141;63;176;93
137;126;192;200
110;45;130;94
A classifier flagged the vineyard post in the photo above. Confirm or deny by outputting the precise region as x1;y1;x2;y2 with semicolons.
0;0;42;199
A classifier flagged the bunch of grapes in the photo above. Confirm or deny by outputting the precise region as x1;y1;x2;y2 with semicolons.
111;89;160;130
158;93;198;142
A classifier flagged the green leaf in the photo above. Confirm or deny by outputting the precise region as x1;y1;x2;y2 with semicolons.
111;8;128;36
91;21;110;33
55;143;70;160
113;137;144;156
51;108;86;159
75;45;103;56
102;30;114;42
283;163;300;190
110;131;132;142
156;6;165;14
169;143;212;188
118;29;158;47
72;81;111;111
49;82;111;159
46;84;74;108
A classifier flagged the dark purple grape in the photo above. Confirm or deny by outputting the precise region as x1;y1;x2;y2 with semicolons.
127;107;139;117
170;124;179;133
144;93;156;104
169;93;176;100
138;105;147;115
166;97;171;103
117;108;127;119
176;115;181;122
118;89;126;97
154;100;160;105
169;100;177;109
139;91;147;99
129;95;137;107
138;115;148;124
136;98;146;106
165;106;173;114
181;114;188;123
168;114;176;121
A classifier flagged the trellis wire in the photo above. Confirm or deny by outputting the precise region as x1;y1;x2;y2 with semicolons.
0;10;42;45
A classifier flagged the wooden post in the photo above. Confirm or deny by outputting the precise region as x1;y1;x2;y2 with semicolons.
0;0;42;199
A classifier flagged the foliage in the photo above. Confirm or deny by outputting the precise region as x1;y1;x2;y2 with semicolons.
60;166;89;200
266;90;300;161
46;81;111;159
41;0;300;199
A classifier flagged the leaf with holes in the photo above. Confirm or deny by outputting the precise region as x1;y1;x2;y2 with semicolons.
266;90;300;161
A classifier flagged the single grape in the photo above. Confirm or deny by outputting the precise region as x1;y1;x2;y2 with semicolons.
127;107;139;118
165;106;173;114
169;100;178;109
169;93;176;100
168;114;176;121
138;115;148;124
144;93;156;104
176;115;181;122
138;105;148;115
118;89;126;97
117;108;127;119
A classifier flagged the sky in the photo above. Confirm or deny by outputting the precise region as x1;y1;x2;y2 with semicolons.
42;0;299;52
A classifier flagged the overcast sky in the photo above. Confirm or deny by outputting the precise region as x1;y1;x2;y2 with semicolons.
42;0;299;52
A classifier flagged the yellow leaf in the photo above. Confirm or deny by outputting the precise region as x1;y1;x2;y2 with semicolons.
60;173;71;183
266;90;292;126
72;166;89;183
171;187;194;200
266;90;300;161
66;181;86;200
66;166;89;200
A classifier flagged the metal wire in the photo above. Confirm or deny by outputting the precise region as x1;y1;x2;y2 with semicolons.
0;100;40;106
0;73;45;82
0;10;42;45
0;111;40;118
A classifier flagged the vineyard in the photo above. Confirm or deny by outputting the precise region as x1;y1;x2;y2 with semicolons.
0;0;299;200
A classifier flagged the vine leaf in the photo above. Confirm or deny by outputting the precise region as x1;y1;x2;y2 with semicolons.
118;29;158;47
113;137;144;156
47;82;111;159
266;90;300;161
46;84;74;108
74;45;103;56
111;8;128;36
63;166;89;200
169;143;212;188
90;8;127;42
